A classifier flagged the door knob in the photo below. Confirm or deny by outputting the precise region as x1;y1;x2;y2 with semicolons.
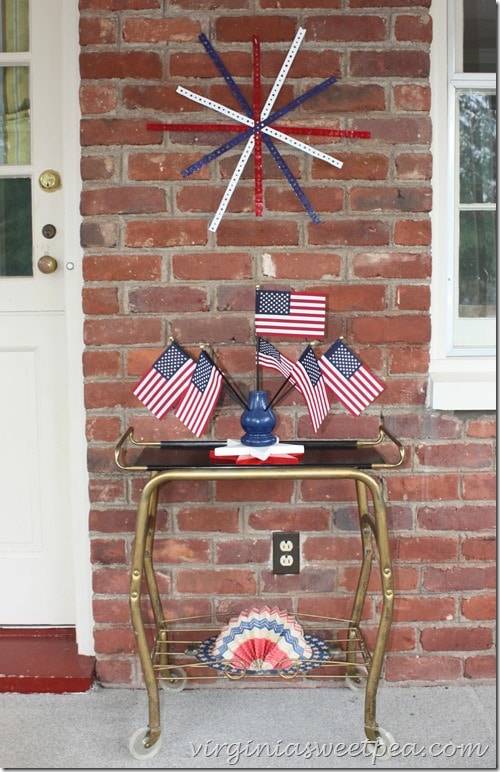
37;255;58;274
39;169;62;192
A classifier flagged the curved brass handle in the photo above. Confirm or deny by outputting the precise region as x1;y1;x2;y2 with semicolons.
37;255;58;274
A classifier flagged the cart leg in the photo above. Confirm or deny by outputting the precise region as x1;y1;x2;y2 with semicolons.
345;480;373;677
361;478;394;743
129;478;163;754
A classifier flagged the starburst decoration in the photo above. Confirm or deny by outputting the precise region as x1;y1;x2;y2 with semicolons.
148;28;370;231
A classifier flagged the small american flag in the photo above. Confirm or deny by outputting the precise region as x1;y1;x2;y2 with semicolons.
257;337;294;379
133;341;196;419
319;339;386;416
174;351;223;437
255;289;326;338
291;346;330;433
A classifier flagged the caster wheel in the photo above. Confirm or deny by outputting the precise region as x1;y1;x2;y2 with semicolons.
129;726;162;760
371;727;396;760
159;666;187;692
345;664;368;691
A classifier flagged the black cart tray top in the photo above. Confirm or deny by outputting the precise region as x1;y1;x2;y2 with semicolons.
115;424;404;472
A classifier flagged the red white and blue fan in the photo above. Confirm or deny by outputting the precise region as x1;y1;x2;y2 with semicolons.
195;606;330;675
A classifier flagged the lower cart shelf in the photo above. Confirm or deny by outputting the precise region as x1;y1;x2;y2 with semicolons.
150;614;372;689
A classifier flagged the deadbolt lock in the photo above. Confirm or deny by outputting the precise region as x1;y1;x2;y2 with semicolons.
39;169;62;192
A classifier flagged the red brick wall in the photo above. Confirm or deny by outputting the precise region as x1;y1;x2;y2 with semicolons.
80;0;496;687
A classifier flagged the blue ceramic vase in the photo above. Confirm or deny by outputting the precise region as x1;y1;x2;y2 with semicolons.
240;390;277;447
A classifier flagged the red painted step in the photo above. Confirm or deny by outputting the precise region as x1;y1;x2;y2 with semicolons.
0;627;95;693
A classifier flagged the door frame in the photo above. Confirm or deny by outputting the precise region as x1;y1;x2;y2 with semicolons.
62;0;93;655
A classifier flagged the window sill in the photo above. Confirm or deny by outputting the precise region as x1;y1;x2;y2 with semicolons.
429;358;496;410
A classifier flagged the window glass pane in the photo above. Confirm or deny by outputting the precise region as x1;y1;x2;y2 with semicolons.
462;0;497;73
459;92;496;204
459;210;496;317
0;177;32;276
0;66;30;164
0;0;29;53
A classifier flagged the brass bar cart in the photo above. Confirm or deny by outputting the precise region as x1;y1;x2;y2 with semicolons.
115;425;404;761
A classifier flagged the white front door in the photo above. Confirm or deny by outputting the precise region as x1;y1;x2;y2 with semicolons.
0;0;83;626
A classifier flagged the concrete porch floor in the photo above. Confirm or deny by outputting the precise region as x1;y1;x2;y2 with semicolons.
0;682;496;769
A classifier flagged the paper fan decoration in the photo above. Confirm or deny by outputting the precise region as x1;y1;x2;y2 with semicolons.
212;606;312;672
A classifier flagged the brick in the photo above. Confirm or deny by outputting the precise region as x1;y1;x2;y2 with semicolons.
248;506;330;532
421;626;493;652
260;0;341;7
83;254;162;282
393;85;431;112
216;539;270;564
215;16;297;42
464;655;496;679
466;416;496;438
84;318;162;346
307;84;386;113
81;221;118;248
391;596;455;623
385;474;460;502
215;220;299;247
395;153;432;180
85;381;138;410
93;598;130;624
308;14;386;41
461;595;496;621
385;655;462;682
79;85;117;115
313;154;389;182
172;252;252;281
350;186;432;213
125;219;208;247
128;152;210;181
80;119;157;147
153;538;210;563
177;184;254;215
308;220;390;247
395;284;430;310
215;478;295;503
389;346;429;374
353;251;431;279
169;51;250;79
423;566;496;593
79;52;162;80
350;50;429;78
128;286;208;313
302;536;362;562
397;536;457;563
327;284;386;312
262;49;341;78
261;567;335;594
177;506;240;532
175;568;256;594
416;442;493;470
79;17;117;46
265;186;344;215
86;415;122;442
94;628;136;655
81;187;165;215
92;567;129;595
351;315;430;344
123;85;203;113
394;219;431;245
82;288;119;315
358;116;431;144
260;251;341;280
460;536;496;561
80;0;160;8
88;481;127;506
418;505;496;532
395;13;432;43
81;154;118;181
170;314;250;345
122;18;201;42
91;539;127;564
95;659;132;687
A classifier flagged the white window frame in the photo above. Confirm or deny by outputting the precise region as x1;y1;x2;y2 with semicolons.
429;0;496;410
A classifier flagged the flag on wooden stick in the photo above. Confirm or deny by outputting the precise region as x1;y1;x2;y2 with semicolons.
133;341;196;419
319;339;386;416
291;346;330;433
255;289;326;338
175;351;223;437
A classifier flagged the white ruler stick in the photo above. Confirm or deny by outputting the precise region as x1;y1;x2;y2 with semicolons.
176;86;254;128
177;85;343;169
262;125;343;169
209;136;255;232
261;27;306;121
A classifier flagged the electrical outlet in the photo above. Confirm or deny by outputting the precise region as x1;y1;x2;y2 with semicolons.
272;532;300;574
